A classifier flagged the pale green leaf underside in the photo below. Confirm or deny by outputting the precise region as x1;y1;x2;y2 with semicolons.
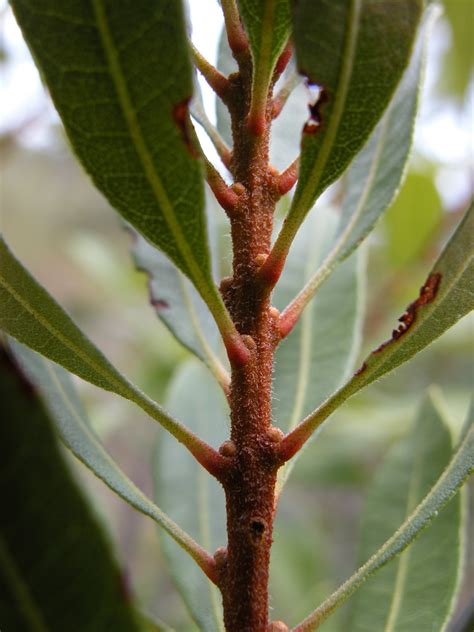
10;0;219;306
349;391;465;632
8;340;212;571
131;230;228;386
294;405;473;632
237;0;291;106
277;0;423;258
273;208;364;492
293;202;474;442
155;362;227;632
0;238;194;444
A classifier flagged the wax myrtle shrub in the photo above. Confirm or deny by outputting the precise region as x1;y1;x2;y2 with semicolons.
0;0;473;630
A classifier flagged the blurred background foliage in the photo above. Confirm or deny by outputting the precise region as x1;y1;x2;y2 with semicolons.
0;0;472;629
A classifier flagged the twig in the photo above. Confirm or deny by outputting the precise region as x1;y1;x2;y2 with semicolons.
191;44;230;99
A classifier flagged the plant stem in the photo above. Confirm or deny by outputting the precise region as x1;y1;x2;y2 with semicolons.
215;59;283;631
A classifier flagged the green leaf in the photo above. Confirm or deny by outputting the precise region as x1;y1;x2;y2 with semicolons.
352;202;474;388
11;0;227;322
0;344;141;632
276;8;433;316
273;0;423;261
237;0;291;129
285;202;474;448
384;171;442;267
349;391;465;631
273;207;364;489
333;12;433;264
7;339;215;574
155;362;228;632
0;237;206;449
292;401;473;632
130;230;229;389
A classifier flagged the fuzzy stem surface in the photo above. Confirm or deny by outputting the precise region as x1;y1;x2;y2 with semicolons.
216;58;283;631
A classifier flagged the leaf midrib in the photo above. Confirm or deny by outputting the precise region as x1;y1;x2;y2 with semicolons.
91;0;210;297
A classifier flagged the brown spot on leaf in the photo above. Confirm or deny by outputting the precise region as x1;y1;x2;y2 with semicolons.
172;98;197;157
355;361;367;376
150;298;169;311
373;273;442;354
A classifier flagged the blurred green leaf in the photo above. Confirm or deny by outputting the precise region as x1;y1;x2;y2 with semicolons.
8;339;213;570
130;231;228;388
281;0;423;255
0;344;141;632
440;0;474;101
270;519;339;630
273;207;365;490
349;391;465;631
10;0;226;315
291;399;473;631
155;362;228;631
0;238;202;447
384;171;442;267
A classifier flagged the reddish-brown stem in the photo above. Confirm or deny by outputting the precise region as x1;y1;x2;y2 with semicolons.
211;57;285;630
278;301;301;340
191;45;230;99
273;40;293;81
277;158;299;196
182;434;234;481
221;0;250;60
204;158;242;216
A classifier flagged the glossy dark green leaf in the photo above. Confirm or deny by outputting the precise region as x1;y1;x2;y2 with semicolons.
8;340;213;569
274;0;423;259
155;362;228;631
349;391;465;631
292;401;473;632
10;0;222;311
0;237;197;445
0;344;141;632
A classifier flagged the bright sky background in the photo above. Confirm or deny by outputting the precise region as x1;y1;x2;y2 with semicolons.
1;0;472;209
